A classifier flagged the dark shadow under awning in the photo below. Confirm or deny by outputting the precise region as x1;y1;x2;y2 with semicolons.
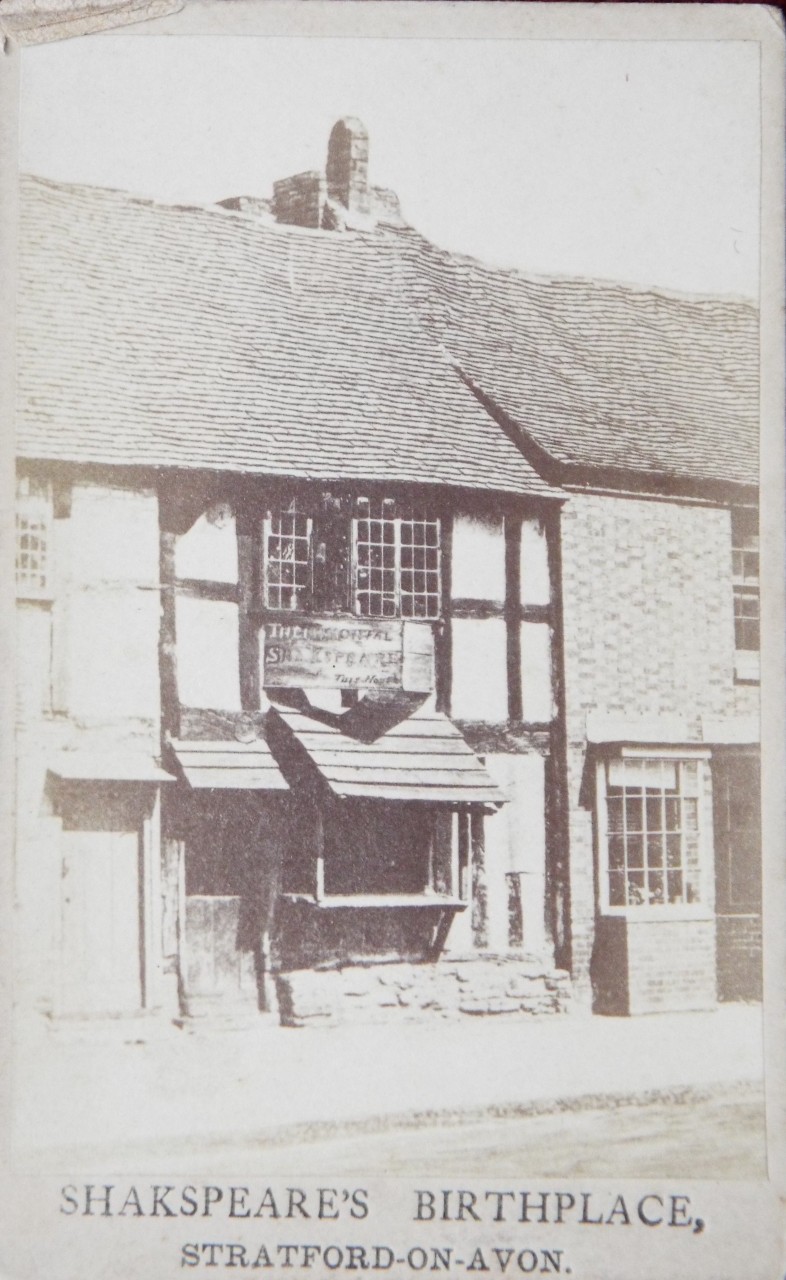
170;740;289;791
271;703;505;808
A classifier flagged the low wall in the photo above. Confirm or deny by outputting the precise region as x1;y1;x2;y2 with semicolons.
592;916;717;1015
276;957;570;1027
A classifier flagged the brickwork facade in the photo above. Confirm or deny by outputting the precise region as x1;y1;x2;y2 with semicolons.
716;914;763;1002
560;492;760;1010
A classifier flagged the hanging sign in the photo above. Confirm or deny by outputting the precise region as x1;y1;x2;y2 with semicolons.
262;617;404;689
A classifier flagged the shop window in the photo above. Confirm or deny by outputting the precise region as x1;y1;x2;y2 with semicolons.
263;498;313;611
16;476;52;600
353;498;440;619
323;801;449;897
732;508;759;654
597;755;706;912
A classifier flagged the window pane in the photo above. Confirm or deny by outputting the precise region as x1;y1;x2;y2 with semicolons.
607;795;623;834
666;833;682;868
627;871;645;905
648;870;664;905
627;833;644;869
625;795;644;833
667;870;684;903
645;795;662;833
608;833;625;870
645;833;663;869
608;869;626;907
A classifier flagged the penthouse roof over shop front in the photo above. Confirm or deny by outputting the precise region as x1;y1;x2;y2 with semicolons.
16;117;758;497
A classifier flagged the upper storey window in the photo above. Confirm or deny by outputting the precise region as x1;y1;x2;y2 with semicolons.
263;499;313;612
353;498;441;619
16;476;52;600
731;508;759;652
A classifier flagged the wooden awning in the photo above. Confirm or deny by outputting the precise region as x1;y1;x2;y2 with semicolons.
170;740;289;791
271;703;505;807
50;754;174;783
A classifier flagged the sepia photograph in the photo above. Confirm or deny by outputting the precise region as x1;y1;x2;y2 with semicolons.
1;4;784;1277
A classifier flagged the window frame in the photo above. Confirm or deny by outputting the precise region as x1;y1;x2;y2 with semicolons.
351;497;442;620
731;507;760;682
261;498;314;613
16;477;54;602
595;747;713;920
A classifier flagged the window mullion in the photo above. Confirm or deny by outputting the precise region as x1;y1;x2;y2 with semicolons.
394;516;402;616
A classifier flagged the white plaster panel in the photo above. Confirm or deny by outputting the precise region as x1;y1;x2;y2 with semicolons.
402;621;435;693
69;485;159;587
68;588;161;721
521;621;554;723
520;517;551;606
175;506;238;584
16;606;52;719
176;596;241;711
451;513;506;603
451;617;507;722
483;753;547;955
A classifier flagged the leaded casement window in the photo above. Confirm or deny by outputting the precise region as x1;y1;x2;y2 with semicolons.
731;508;759;652
353;497;441;619
263;498;313;611
597;754;707;912
16;476;52;600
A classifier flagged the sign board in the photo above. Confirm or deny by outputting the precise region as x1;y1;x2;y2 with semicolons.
262;617;404;689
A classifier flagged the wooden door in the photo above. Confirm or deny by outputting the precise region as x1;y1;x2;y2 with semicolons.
60;825;142;1016
183;896;258;1016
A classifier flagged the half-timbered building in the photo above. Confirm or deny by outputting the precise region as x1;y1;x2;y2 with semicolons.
14;119;760;1024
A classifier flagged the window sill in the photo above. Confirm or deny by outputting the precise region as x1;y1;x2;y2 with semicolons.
280;892;467;910
599;907;714;924
16;592;53;606
734;650;760;684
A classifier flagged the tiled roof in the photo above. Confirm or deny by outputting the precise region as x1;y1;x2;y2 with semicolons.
16;176;559;498
388;228;759;487
169;739;289;791
270;701;505;807
17;174;758;492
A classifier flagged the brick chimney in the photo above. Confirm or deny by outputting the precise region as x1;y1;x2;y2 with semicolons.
325;117;370;219
242;118;405;231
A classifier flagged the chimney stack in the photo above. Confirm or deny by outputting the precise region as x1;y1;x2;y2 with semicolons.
325;117;370;219
258;118;403;231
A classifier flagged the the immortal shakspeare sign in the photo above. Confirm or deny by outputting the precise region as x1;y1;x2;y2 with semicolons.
262;618;404;689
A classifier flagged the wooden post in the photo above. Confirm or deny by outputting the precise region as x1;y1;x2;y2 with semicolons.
141;786;163;1011
458;810;471;901
314;805;325;902
159;526;180;740
237;509;261;710
470;810;488;949
436;512;453;714
505;514;523;721
255;801;283;1014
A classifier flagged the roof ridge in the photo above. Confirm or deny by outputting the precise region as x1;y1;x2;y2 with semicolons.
385;224;759;313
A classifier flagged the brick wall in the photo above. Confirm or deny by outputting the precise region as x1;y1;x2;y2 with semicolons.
592;916;716;1014
559;493;747;1004
272;172;325;229
716;914;762;1001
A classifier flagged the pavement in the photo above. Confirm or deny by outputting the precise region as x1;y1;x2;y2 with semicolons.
10;1002;764;1170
